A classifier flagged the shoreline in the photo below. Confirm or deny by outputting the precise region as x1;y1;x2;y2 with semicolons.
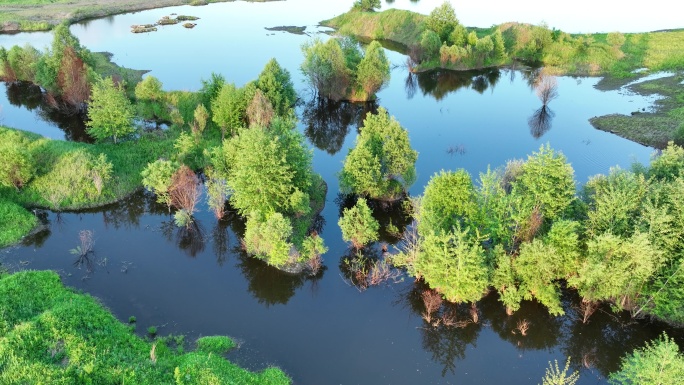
0;0;279;33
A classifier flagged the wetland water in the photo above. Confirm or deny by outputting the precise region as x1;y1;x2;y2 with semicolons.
1;0;681;384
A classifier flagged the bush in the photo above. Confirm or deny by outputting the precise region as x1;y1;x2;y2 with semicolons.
33;149;113;209
0;138;34;190
609;333;684;384
649;141;684;181
244;213;293;267
195;336;235;354
340;107;417;200
674;123;684;147
86;76;135;143
415;225;489;303
418;169;477;236
0;200;37;247
141;159;178;209
339;198;379;249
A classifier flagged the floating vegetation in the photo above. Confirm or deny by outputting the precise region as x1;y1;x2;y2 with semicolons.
131;24;157;33
183;23;197;29
176;15;200;21
157;16;179;25
265;25;307;35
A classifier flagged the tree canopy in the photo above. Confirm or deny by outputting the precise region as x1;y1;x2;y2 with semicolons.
86;76;135;143
340;107;417;200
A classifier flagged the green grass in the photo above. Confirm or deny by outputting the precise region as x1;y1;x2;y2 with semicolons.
322;9;426;48
590;72;684;148
0;126;178;211
645;31;684;71
0;270;291;384
0;199;37;248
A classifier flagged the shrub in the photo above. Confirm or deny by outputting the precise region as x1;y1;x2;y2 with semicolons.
33;149;113;209
340;107;417;200
86;76;135;143
195;336;235;354
418;169;477;236
339;198;379;249
649;141;684;181
609;334;684;384
141;159;178;209
0;138;34;189
244;213;293;267
0;200;37;247
169;165;200;215
415;225;489;303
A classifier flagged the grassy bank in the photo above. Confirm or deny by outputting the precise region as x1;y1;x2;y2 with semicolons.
323;9;684;77
0;270;290;384
0;199;37;248
0;0;276;33
0;126;178;211
591;72;684;148
323;9;425;48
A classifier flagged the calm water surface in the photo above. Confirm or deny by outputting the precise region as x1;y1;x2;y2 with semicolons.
1;1;681;384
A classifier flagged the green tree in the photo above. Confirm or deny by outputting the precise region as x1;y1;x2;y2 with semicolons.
511;144;575;221
420;30;442;59
418;170;478;236
213;119;313;218
192;104;209;140
582;168;649;237
649;141;684;181
135;75;166;121
339;198;380;249
141;159;178;209
475;36;494;63
415;225;489;304
256;58;297;117
86;76;135;143
569;231;663;308
426;1;459;42
353;0;381;12
211;82;245;139
244;213;293;267
466;31;478;47
448;24;468;46
301;38;350;101
609;334;684;385
199;72;225;110
135;75;164;101
340;107;418;200
492;29;508;62
355;41;390;98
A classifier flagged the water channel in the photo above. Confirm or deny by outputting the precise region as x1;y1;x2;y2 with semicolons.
1;1;681;384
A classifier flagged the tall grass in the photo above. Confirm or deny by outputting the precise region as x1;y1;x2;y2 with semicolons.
645;31;684;71
322;9;426;47
0;199;37;247
0;270;291;384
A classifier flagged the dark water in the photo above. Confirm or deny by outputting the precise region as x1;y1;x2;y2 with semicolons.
0;1;680;384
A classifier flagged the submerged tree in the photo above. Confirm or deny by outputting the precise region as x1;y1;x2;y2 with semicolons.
535;73;559;106
339;198;380;249
609;334;684;385
340;107;418;200
211;82;245;139
355;41;391;99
